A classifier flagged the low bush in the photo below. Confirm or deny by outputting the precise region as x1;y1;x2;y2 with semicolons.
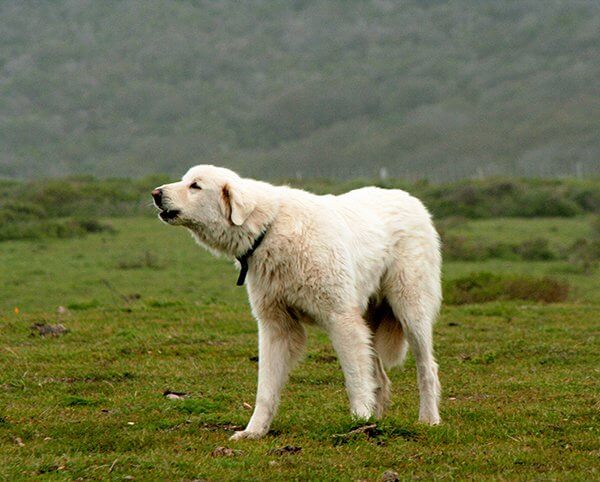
518;193;581;218
592;216;600;238
444;272;570;305
0;218;114;242
74;218;114;234
442;235;558;262
486;242;519;260
1;176;597;225
0;181;122;243
427;178;600;219
441;235;492;261
570;188;600;213
513;238;556;261
567;239;600;274
0;201;47;224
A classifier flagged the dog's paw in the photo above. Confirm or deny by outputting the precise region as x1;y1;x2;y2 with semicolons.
351;402;375;421
419;414;441;426
229;430;265;441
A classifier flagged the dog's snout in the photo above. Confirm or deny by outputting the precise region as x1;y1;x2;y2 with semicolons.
152;188;163;207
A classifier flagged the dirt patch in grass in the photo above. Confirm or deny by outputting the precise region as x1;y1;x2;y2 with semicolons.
200;422;244;432
212;446;244;457
268;445;302;455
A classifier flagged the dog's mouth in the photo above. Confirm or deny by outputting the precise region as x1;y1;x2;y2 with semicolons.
158;209;180;222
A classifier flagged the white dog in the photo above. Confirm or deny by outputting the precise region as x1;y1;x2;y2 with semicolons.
152;165;442;440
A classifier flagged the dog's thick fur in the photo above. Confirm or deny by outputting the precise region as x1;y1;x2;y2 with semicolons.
153;165;442;440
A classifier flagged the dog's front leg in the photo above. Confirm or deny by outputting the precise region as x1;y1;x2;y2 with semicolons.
230;314;306;441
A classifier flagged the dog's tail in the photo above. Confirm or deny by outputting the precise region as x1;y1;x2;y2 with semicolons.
374;318;408;368
368;298;409;369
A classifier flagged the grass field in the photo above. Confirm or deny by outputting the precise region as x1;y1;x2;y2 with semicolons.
1;216;598;480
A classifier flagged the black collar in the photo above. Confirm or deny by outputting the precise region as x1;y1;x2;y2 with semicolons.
236;229;268;286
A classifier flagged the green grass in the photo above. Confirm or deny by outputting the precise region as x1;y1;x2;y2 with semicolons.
0;217;598;480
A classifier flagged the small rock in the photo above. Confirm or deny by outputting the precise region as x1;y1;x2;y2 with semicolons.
165;393;184;400
163;390;186;400
15;437;25;447
57;306;69;315
381;470;399;482
211;446;243;457
30;323;68;337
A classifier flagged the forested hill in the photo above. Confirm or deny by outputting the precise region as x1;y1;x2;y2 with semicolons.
1;0;599;181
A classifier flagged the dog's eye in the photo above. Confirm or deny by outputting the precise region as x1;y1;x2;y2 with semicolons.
189;182;202;190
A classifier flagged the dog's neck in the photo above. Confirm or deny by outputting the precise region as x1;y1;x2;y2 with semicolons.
188;190;279;261
235;227;269;286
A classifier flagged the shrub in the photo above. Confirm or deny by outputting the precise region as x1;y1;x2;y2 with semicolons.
570;188;600;213
0;201;47;224
422;179;596;219
442;235;490;261
0;218;114;242
73;218;115;234
519;193;581;218
567;238;600;274
591;216;600;238
1;177;597;233
442;235;558;262
487;242;520;260
513;238;556;261
444;272;569;305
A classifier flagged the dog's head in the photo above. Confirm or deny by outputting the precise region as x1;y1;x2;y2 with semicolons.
152;165;272;255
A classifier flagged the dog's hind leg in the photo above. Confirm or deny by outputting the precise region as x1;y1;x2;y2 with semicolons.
384;264;442;425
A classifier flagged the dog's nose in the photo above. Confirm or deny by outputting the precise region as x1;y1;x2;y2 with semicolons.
152;188;163;208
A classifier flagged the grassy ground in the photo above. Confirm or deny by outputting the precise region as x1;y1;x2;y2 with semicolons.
0;217;598;480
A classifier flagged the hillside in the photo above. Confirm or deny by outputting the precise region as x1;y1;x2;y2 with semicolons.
1;0;599;180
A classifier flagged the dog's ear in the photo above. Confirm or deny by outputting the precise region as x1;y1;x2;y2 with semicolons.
220;181;256;226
